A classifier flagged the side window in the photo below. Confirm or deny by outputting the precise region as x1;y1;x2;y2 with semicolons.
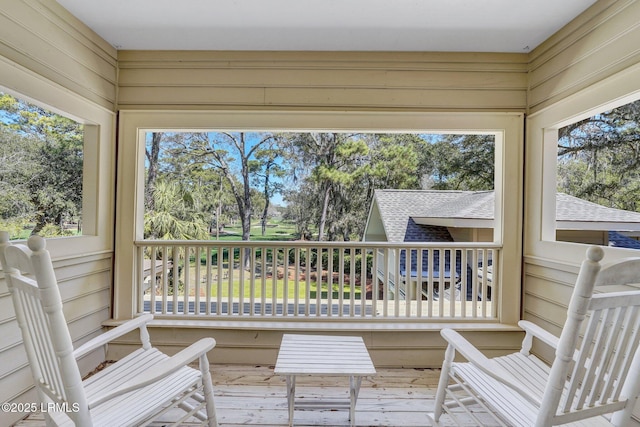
556;99;640;249
0;91;84;239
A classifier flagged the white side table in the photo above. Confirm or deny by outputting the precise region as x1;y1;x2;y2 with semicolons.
275;334;376;426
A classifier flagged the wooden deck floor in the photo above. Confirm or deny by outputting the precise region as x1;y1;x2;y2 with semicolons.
17;364;501;426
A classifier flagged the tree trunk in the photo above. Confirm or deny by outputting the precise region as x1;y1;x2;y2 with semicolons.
145;133;162;212
317;184;331;241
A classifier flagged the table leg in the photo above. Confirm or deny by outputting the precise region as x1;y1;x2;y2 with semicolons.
349;375;363;427
286;375;296;426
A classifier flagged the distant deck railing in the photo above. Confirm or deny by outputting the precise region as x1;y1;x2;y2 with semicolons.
135;240;500;321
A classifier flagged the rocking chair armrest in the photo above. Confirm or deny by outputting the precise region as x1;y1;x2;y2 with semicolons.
518;320;560;350
88;337;216;408
73;314;154;360
440;329;541;406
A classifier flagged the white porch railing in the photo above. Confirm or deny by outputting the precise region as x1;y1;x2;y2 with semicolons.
135;241;500;321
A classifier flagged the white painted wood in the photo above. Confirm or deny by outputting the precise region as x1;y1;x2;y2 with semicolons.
0;232;219;427
135;240;501;321
275;334;376;426
430;246;640;426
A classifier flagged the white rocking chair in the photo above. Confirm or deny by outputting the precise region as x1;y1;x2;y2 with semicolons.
428;246;640;426
0;232;218;427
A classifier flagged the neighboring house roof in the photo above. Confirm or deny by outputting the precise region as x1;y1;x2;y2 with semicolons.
556;193;640;230
366;189;640;243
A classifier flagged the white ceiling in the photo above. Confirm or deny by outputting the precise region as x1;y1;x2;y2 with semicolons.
56;0;598;52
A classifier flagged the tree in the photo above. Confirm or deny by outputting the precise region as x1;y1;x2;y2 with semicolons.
249;141;285;236
557;99;640;211
420;134;495;191
144;179;209;240
281;132;369;240
187;132;276;242
145;132;162;211
0;93;83;236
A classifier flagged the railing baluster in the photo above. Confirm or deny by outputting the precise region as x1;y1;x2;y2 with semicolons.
271;248;278;316
228;246;234;315
238;247;245;316
350;247;356;317
205;247;212;315
471;249;478;318
315;247;321;317
194;246;201;315
460;249;468;318
449;249;456;317
260;246;267;316
216;247;223;315
382;248;389;318
283;247;289;316
305;247;311;317
249;247;256;316
358;248;364;317
338;248;344;317
294;247;300;317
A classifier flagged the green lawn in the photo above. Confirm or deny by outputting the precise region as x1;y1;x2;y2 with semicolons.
216;219;310;242
185;265;362;300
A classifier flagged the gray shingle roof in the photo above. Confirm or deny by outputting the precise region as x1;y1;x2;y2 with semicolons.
556;193;640;223
373;190;492;242
372;189;640;243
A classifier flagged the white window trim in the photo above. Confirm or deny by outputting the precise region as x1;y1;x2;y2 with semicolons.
526;61;640;263
0;56;115;257
114;110;523;323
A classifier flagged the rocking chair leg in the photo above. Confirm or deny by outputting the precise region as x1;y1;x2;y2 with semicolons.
433;344;456;422
200;354;218;427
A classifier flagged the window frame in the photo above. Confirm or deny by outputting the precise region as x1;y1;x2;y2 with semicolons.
0;59;115;257
114;110;523;322
525;63;640;263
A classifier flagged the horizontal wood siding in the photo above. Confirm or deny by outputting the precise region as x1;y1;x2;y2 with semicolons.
0;254;112;426
117;51;528;111
0;0;117;110
528;0;640;114
105;327;524;369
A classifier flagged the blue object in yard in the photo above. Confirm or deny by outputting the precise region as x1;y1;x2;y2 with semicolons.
398;249;485;301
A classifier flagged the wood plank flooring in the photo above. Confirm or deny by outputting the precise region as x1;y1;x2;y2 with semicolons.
16;364;502;426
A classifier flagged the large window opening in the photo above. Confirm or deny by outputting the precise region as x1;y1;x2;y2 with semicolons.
556;98;640;249
115;110;521;322
0;91;84;240
144;131;495;244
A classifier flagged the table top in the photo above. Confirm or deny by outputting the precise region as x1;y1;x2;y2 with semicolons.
274;334;376;376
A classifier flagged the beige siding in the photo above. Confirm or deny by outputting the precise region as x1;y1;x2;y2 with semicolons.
105;326;524;369
117;50;528;111
0;0;117;110
528;0;640;114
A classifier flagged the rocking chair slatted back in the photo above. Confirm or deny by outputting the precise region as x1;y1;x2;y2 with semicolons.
0;235;89;424
553;255;640;424
563;292;640;413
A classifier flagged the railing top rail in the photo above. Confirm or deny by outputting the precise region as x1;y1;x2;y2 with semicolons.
135;240;503;249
